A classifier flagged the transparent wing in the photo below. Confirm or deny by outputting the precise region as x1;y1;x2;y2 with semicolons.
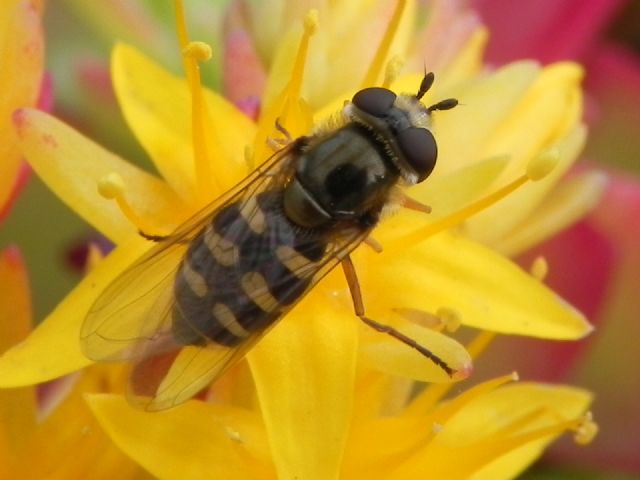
125;223;368;412
80;145;298;362
81;141;372;411
127;335;259;411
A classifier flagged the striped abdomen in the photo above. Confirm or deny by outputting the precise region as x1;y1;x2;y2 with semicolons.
172;191;326;347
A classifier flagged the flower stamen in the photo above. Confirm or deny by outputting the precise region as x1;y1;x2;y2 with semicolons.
252;10;317;165
362;0;408;88
466;330;498;360
573;411;598;445
98;173;165;236
174;0;229;201
530;256;549;281
288;10;318;109
383;55;405;88
407;372;517;426
385;149;560;255
436;307;462;333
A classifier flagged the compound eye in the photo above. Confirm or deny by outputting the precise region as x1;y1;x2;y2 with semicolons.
352;87;397;117
396;127;438;182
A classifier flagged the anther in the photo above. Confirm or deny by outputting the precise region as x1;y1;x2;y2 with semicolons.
383;55;405;89
225;426;243;443
97;172;125;199
436;307;461;333
392;308;442;329
573;412;598;445
183;41;212;62
527;147;560;181
530;256;549;281
97;173;163;235
85;243;104;272
304;9;319;34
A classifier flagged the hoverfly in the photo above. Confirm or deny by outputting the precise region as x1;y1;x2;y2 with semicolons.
80;72;458;411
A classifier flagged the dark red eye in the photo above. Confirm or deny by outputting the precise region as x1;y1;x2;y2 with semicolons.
396;127;438;182
352;87;397;117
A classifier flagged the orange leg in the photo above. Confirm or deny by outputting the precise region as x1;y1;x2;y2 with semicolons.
341;255;455;377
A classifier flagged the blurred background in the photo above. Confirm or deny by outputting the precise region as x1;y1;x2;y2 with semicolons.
1;1;638;478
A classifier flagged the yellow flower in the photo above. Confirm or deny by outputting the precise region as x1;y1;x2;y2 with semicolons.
0;0;44;219
0;247;152;478
1;1;598;478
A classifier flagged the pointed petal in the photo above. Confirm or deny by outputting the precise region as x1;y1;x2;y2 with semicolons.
410;155;510;219
247;294;358;480
468;122;587;245
86;394;270;480
0;239;149;386
438;383;593;480
391;382;592;479
0;0;44;210
0;247;37;462
497;169;609;256
359;318;472;382
434;60;541;175
355;231;592;339
13;108;184;243
0;247;32;350
436;27;489;92
112;44;255;200
24;368;145;479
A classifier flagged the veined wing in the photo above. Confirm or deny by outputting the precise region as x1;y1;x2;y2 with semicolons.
125;220;369;411
80;143;299;362
81;139;372;410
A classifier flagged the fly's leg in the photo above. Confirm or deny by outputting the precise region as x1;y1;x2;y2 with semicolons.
340;255;455;377
267;117;294;151
139;230;170;242
138;230;191;245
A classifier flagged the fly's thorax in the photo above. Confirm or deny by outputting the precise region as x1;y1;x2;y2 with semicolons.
283;86;441;230
283;124;401;229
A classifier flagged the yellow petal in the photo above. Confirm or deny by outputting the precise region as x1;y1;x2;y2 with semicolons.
409;154;510;220
0;247;32;351
435;60;541;176
390;382;592;479
86;394;271;480
0;238;149;386
342;375;516;479
248;293;359;480
13;108;184;243
482;63;584;176
496;169;609;256
359;318;472;382
112;43;255;200
0;247;36;467
23;368;145;479
467;125;587;245
436;26;488;93
0;0;44;209
440;383;593;480
355;231;591;339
